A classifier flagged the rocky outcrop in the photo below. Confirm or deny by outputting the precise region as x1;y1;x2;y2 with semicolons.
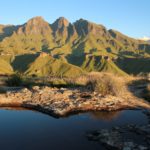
17;16;52;35
0;86;150;117
86;110;150;150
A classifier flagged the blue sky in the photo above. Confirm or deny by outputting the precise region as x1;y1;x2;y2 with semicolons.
0;0;150;38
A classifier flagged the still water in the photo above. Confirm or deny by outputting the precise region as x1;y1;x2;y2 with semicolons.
0;108;148;150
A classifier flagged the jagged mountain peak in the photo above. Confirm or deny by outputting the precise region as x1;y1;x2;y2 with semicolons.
17;16;51;35
74;18;92;27
26;16;49;27
24;16;49;28
51;17;70;42
74;18;108;36
27;16;45;23
52;17;69;29
75;18;105;27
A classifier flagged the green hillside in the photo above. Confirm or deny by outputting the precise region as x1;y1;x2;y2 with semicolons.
117;58;150;74
81;56;127;76
0;16;150;76
25;53;85;77
0;58;14;75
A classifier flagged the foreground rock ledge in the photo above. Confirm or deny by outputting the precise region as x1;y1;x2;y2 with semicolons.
0;86;150;117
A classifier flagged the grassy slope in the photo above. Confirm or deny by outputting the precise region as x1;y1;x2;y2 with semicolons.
0;58;14;75
117;58;150;74
82;56;127;76
25;54;85;77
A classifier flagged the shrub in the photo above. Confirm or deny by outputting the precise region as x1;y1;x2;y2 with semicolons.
69;72;102;86
70;75;89;86
86;73;127;97
5;73;23;86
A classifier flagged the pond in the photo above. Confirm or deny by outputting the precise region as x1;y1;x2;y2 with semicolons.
0;108;148;150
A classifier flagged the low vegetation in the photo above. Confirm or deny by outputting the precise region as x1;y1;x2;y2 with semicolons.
85;73;127;96
2;71;150;102
5;73;23;86
65;72;129;97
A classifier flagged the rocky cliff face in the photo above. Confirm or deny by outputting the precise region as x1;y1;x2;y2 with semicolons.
1;16;149;55
17;16;52;35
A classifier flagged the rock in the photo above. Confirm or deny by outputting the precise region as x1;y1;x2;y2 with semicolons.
86;122;150;150
1;85;150;149
20;88;29;93
80;92;92;99
123;142;135;149
138;146;148;150
0;86;150;117
112;126;120;130
106;101;114;106
123;147;132;150
32;86;40;91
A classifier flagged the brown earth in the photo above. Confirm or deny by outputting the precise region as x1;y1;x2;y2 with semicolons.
0;86;150;117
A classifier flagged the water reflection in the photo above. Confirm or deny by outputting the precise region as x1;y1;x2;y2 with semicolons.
0;107;29;111
0;108;148;150
0;107;121;120
89;111;121;121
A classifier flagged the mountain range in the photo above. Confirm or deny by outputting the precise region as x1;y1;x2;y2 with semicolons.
0;16;150;77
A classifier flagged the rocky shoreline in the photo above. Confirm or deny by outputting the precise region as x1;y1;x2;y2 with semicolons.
86;109;150;150
1;86;150;149
0;86;150;117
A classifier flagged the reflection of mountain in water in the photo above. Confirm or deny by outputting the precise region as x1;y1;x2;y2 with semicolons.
1;107;121;120
90;111;121;121
1;107;32;111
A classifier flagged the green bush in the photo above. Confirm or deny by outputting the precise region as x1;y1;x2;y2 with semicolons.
5;74;23;86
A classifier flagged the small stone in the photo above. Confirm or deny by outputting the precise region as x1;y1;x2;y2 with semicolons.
122;142;136;150
138;146;147;150
112;126;120;130
80;93;92;99
32;86;40;91
123;147;132;150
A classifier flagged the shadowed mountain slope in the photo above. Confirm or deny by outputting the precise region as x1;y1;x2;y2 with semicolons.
25;53;85;77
